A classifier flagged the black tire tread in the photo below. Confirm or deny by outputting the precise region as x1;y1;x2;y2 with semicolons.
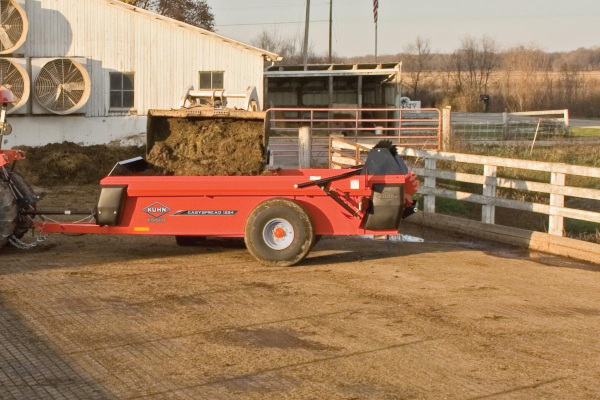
244;198;314;267
0;181;17;247
10;171;35;239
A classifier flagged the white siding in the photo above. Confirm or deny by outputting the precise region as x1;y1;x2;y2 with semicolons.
20;0;266;117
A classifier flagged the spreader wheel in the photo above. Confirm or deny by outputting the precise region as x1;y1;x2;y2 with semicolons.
175;236;206;246
0;181;17;248
245;198;314;267
9;171;36;239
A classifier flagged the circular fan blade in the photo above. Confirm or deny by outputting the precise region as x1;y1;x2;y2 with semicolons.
34;59;91;115
0;58;29;113
0;0;27;54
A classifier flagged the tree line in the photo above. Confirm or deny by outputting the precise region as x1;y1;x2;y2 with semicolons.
390;38;600;117
253;30;600;117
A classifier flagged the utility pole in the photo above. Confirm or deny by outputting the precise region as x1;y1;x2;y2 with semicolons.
302;0;311;66
373;0;378;62
375;20;378;62
328;0;333;63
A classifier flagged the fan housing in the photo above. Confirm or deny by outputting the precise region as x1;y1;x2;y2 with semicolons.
33;58;91;115
0;57;29;114
0;0;28;55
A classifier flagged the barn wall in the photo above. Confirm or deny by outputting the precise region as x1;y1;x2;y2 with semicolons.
5;116;147;148
19;0;266;118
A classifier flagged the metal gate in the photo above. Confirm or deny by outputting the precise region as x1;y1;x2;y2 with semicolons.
266;107;441;168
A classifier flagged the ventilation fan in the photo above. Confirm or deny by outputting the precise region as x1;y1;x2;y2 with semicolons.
34;58;91;115
0;0;28;54
0;58;29;114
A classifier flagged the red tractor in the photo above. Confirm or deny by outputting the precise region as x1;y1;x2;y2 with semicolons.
0;88;419;266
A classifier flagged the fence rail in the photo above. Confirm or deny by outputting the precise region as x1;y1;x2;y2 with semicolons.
329;138;600;243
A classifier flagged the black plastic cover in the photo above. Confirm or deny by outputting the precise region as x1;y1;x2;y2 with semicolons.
96;185;127;226
363;184;405;231
362;147;409;175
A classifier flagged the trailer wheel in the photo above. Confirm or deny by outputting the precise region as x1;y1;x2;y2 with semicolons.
0;181;17;248
245;198;314;267
9;171;36;239
175;236;206;246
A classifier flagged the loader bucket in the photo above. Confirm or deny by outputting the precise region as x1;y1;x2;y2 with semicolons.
145;107;269;176
146;108;268;157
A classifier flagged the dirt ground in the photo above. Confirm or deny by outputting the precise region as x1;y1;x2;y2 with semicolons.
0;186;599;399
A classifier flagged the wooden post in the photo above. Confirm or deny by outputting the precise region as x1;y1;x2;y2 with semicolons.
482;165;497;224
563;109;570;137
502;110;509;138
549;170;566;236
441;106;452;151
424;158;436;214
530;119;542;155
299;126;311;168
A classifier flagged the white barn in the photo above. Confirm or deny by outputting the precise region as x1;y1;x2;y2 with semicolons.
1;0;277;147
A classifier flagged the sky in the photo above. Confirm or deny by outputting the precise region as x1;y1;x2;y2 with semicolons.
205;0;600;57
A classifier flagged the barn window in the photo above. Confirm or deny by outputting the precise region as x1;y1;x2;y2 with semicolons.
110;72;135;109
199;71;224;90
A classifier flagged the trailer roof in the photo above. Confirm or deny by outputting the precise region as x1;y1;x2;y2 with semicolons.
264;62;402;78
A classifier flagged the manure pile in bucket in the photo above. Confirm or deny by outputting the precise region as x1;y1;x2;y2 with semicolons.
146;118;265;176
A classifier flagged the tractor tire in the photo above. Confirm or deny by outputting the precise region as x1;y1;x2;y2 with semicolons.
175;236;206;246
244;198;314;267
9;171;36;239
0;181;17;248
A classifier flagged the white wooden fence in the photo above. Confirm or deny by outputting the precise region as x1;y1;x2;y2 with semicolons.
330;138;600;263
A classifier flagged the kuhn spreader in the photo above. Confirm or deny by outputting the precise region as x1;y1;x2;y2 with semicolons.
0;89;418;266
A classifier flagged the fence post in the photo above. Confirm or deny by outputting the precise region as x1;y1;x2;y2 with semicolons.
563;109;570;137
424;158;436;214
502;110;509;138
549;170;566;236
482;165;497;224
441;106;452;151
299;126;311;168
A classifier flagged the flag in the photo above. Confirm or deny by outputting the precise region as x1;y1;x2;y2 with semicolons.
373;0;378;23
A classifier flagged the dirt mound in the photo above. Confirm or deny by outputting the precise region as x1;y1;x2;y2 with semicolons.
15;142;144;185
146;118;265;176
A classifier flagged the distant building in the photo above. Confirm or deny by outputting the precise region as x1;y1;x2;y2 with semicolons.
2;0;276;147
263;63;403;109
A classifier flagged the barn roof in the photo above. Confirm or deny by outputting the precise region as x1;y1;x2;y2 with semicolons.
106;0;280;61
264;62;401;79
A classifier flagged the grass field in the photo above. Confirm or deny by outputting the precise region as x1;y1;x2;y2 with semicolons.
570;126;600;137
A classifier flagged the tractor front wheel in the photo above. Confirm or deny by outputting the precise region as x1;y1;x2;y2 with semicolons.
9;171;36;239
0;181;17;248
245;198;314;267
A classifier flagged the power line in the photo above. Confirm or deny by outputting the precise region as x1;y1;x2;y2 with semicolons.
212;2;329;11
216;20;329;27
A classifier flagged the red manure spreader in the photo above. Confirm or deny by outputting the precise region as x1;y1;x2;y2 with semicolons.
0;89;418;266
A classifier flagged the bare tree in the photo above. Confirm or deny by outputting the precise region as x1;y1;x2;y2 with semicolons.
402;36;432;98
119;0;214;31
252;30;322;64
252;30;300;63
449;36;499;110
501;45;551;111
